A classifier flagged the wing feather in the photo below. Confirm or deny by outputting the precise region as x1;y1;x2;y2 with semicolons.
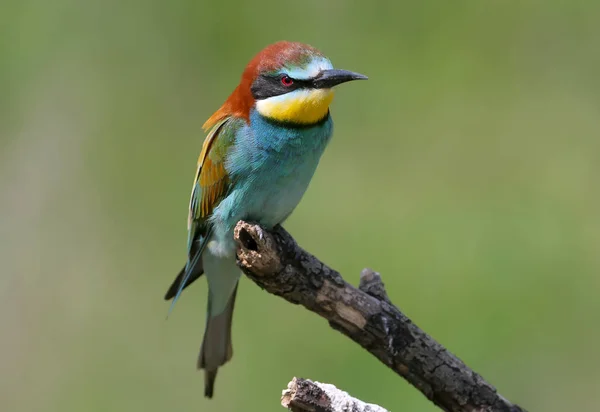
165;116;240;305
188;117;231;231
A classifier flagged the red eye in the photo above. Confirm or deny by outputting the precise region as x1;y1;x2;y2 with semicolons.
281;75;294;86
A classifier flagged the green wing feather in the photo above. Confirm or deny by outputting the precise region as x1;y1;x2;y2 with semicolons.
164;117;241;302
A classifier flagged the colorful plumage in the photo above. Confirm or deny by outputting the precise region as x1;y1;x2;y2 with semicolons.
164;41;367;398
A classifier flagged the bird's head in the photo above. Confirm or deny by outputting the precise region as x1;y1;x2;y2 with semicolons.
203;41;367;129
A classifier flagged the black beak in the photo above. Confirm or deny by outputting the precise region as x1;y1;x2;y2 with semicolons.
312;69;368;89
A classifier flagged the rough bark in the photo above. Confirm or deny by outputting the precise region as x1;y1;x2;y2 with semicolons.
281;377;389;412
234;221;527;412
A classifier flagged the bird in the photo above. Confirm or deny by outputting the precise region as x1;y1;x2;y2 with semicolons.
163;41;367;398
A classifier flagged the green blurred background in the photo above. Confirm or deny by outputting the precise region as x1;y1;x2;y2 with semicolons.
1;1;599;411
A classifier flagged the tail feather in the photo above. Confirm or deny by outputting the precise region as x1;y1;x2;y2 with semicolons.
198;284;238;398
203;370;218;398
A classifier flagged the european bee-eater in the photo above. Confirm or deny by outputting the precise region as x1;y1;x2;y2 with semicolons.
164;41;367;398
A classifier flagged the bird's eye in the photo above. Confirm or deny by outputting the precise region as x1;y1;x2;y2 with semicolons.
280;75;294;87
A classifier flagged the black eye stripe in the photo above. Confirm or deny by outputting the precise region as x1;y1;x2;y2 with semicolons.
251;74;313;100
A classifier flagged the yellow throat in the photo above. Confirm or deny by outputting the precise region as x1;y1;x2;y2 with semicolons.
255;88;334;124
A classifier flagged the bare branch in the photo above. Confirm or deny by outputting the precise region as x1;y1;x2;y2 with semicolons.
234;221;527;412
281;377;389;412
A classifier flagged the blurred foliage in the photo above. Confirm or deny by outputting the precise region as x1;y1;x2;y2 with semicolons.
1;0;599;411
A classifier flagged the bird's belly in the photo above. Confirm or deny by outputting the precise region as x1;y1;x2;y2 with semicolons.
246;169;314;227
207;164;316;258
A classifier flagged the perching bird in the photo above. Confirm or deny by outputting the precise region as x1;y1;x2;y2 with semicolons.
164;41;367;398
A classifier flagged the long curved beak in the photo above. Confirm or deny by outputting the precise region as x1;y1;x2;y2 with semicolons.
312;69;368;89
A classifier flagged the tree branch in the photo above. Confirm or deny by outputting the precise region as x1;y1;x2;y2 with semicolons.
281;377;389;412
234;221;527;412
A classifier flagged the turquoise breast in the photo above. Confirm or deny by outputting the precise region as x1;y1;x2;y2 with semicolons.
208;109;333;257
236;110;333;225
